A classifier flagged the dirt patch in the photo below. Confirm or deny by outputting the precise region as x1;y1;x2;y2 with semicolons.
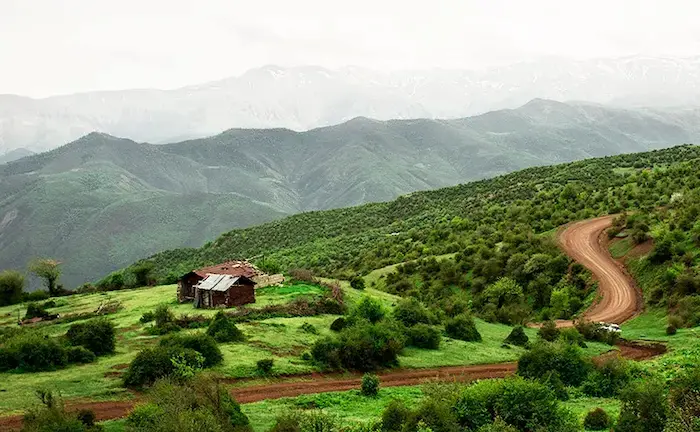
103;371;123;378
111;363;130;370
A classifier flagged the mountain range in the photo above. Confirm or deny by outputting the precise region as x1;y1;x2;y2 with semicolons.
4;56;700;153
2;99;700;286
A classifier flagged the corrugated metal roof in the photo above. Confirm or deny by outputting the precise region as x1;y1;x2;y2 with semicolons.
194;274;249;292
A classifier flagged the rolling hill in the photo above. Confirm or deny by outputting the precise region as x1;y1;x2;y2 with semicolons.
2;100;700;287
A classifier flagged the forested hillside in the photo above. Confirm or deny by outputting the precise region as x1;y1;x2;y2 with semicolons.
119;145;700;295
4;100;700;287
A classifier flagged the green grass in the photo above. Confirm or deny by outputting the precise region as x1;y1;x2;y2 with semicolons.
609;237;634;259
242;386;424;432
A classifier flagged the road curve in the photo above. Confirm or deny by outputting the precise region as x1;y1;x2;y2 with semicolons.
557;215;643;325
0;216;649;430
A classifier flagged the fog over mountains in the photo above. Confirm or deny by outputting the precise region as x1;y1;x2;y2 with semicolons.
3;55;700;153
1;98;700;286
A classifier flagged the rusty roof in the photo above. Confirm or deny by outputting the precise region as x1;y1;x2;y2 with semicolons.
193;260;260;279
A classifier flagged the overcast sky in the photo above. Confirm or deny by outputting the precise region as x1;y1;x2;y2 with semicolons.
2;0;700;97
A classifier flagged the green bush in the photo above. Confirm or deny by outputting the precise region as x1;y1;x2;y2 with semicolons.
206;311;244;343
517;342;591;387
24;302;50;320
270;411;304;432
666;325;678;335
66;318;116;356
393;298;434;327
122;346;202;387
159;333;222;367
454;380;503;430
66;346;97;364
582;356;632;397
300;322;318;334
310;337;342;369
140;311;155;324
406;324;441;349
330;317;347;332
350;276;366;290
583;408;611;430
154;304;175;328
257;359;274;374
21;390;97;432
503;326;529;347
0;270;24;307
361;373;380;397
337;321;406;371
445;314;481;342
539;370;569;401
1;332;67;372
350;297;386;324
405;399;459;432
616;380;668;432
381;400;410;432
537;320;560;342
475;419;518;432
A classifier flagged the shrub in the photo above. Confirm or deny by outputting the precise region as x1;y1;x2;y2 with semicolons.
337;321;406;371
24;302;49;320
21;390;94;432
361;373;380;397
300;322;318;334
154;304;175;328
159;333;222;367
382;400;410;432
503;326;529;347
674;296;700;328
1;332;68;372
257;359;274;374
406;324;441;349
125;377;251;432
122;346;202;387
206;311;244;342
66;318;116;356
583;356;633;397
351;297;386;324
583;408;611;430
405;399;459;432
454;380;503;430
393;298;434;327
66;346;97;364
540;370;569;401
537;321;560;342
616;380;668;432
147;322;181;335
475;418;518;432
558;327;586;347
310;337;342;369
493;378;567;432
350;276;366;290
140;311;155;324
0;270;24;307
574;320;619;345
445;314;481;342
270;411;304;432
330;317;347;332
517;342;592;387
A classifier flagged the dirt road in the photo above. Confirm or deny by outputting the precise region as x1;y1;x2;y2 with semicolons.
0;215;649;430
557;215;643;325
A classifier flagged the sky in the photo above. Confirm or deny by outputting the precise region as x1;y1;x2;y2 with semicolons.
2;0;700;97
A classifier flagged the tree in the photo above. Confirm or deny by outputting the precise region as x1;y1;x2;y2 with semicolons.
616;381;668;432
482;278;524;308
28;259;62;296
0;270;24;306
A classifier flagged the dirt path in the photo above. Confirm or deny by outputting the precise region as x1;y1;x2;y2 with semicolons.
0;215;649;430
556;215;643;325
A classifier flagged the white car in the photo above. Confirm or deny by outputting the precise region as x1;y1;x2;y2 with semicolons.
597;322;621;333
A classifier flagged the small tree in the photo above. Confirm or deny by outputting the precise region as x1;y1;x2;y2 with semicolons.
131;262;155;287
445;314;482;342
616;381;668;432
537;321;560;342
28;259;62;296
350;276;366;290
503;326;529;346
583;408;611;430
0;270;24;306
361;373;380;397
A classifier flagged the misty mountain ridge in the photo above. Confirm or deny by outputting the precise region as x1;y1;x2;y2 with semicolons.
5;55;700;152
1;99;700;287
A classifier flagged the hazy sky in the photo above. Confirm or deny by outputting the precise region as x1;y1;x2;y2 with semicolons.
2;0;700;97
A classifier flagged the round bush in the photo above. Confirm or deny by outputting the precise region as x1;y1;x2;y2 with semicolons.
67;346;97;364
537;321;560;342
382;400;410;432
445;314;482;342
338;321;406;371
206;311;244;342
361;373;380;397
350;276;366;290
517;342;591;387
123;346;201;387
66;318;116;356
159;333;222;367
393;298;434;327
666;325;678;335
583;408;611;430
257;358;274;374
7;333;68;371
330;317;347;332
503;326;529;347
407;324;441;349
351;297;386;324
310;336;342;368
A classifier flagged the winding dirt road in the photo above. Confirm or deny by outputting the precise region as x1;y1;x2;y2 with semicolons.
0;215;651;431
557;215;643;325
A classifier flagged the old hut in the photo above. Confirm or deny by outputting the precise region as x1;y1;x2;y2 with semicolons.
177;261;260;303
193;274;256;308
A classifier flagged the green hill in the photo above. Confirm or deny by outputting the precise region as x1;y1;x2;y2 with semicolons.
3;99;700;287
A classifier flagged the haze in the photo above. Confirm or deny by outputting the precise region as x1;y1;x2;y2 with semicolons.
3;0;700;97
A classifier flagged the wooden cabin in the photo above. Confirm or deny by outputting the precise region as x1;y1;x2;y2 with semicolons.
177;261;260;303
193;274;256;308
